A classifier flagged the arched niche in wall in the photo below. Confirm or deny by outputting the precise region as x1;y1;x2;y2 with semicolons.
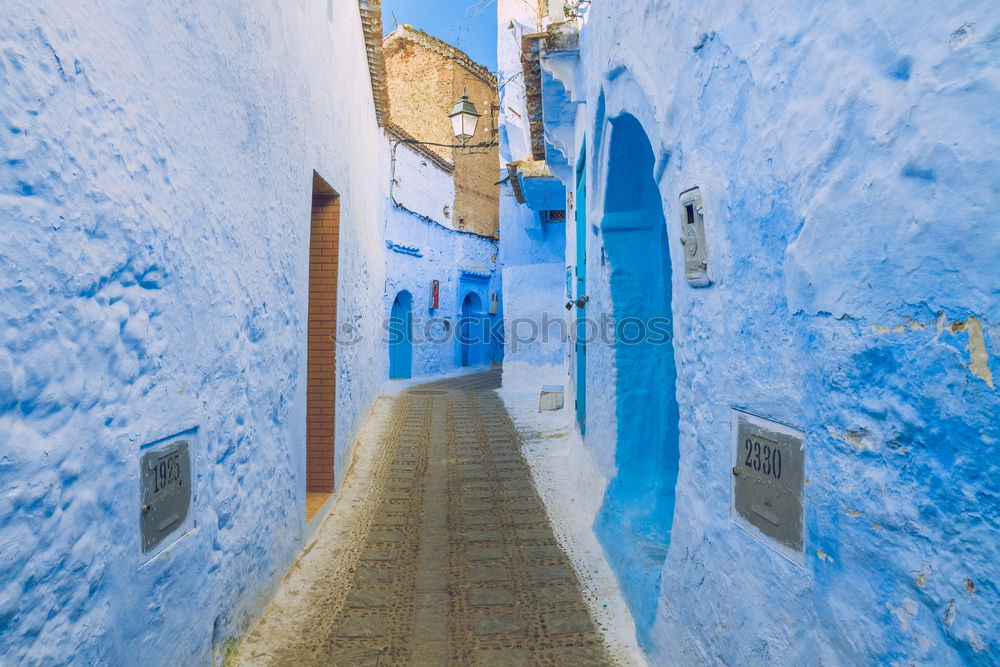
593;112;681;650
389;290;414;380
459;290;485;367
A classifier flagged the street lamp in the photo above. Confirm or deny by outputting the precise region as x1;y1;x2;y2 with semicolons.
449;93;482;144
388;90;498;211
391;91;495;152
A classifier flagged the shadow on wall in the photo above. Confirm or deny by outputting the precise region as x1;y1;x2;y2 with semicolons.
593;113;681;651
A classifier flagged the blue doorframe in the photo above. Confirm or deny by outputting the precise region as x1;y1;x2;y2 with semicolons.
457;271;491;368
389;291;412;379
460;291;483;367
575;151;587;434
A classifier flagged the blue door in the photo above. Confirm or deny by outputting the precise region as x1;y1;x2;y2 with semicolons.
460;292;482;367
575;156;587;433
389;291;412;379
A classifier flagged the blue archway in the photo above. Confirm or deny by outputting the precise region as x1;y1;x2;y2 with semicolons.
594;113;680;648
389;291;413;379
459;291;484;367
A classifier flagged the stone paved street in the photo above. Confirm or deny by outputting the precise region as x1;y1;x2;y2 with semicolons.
236;370;612;666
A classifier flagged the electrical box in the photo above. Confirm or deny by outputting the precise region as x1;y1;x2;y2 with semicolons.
489;292;499;315
538;385;564;412
140;436;192;554
430;279;440;309
679;187;710;287
731;410;805;563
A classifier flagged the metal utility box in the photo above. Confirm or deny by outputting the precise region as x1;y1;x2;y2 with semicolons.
140;438;192;554
679;187;711;287
538;385;565;412
731;410;805;562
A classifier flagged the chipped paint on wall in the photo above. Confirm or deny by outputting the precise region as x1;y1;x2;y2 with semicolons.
951;317;994;389
871;313;994;389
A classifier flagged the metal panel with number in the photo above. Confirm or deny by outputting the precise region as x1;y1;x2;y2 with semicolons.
679;187;710;287
731;410;805;562
140;439;192;554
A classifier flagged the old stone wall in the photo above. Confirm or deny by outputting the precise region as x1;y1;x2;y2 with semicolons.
384;30;499;238
384;38;456;165
452;70;500;238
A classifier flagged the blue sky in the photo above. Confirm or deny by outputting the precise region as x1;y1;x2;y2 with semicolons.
381;0;498;72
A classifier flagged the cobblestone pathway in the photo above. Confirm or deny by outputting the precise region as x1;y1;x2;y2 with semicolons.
237;370;612;666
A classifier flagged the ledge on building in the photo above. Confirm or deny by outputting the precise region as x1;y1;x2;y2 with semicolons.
507;159;566;212
542;21;580;54
359;0;391;127
521;32;547;162
520;20;581;172
460;269;493;283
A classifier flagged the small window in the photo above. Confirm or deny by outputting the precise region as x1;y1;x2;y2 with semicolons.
685;203;696;225
540;209;566;223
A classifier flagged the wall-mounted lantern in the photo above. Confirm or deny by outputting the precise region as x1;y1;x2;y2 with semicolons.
393;90;496;153
449;93;482;144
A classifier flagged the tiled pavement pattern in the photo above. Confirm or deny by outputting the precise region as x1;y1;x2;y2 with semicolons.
318;370;611;666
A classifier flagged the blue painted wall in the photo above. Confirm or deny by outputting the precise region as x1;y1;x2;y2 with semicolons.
500;0;1000;662
0;1;390;663
497;13;571;384
383;143;501;379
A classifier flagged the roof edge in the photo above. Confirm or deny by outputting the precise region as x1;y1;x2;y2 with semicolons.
359;0;391;127
384;25;498;86
388;124;456;173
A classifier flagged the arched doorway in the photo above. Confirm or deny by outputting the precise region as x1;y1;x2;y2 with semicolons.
594;114;680;647
389;291;413;379
459;291;483;367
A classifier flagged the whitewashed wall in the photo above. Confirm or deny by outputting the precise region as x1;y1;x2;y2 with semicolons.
497;1;569;387
502;0;1000;663
0;1;388;663
384;143;501;376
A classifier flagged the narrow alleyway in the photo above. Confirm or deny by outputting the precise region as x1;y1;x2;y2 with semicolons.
236;370;612;666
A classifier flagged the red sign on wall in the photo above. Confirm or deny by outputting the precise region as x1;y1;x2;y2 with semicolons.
431;279;439;309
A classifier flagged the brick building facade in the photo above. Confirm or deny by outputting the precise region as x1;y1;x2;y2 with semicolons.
383;27;500;238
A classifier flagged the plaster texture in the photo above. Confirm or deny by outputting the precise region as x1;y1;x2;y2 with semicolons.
0;1;388;663
499;0;1000;663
